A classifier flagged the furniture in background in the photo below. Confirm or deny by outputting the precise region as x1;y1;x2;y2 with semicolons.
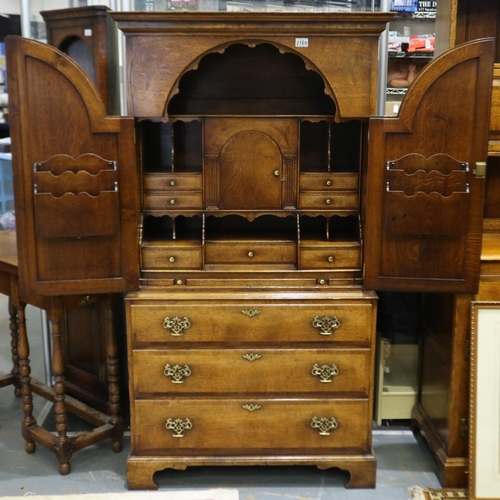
0;230;124;474
412;0;500;488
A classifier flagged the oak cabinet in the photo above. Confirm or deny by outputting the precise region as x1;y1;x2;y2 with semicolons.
5;10;495;490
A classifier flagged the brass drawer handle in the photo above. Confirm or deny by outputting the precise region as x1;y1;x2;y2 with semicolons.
169;256;176;263
165;417;192;438
247;251;254;258
242;309;261;317
325;198;331;205
274;170;280;177
312;315;340;336
326;180;332;186
170;180;176;186
327;255;334;263
242;404;262;412
170;199;176;205
164;363;192;384
163;316;191;336
311;416;338;436
311;363;339;383
242;353;262;362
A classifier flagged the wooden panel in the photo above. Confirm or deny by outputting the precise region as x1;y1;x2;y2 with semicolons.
143;173;202;191
132;348;371;396
365;39;495;293
205;241;296;265
300;173;359;191
6;37;139;296
141;243;202;270
113;12;393;120
300;245;361;270
299;192;358;210
132;398;371;453
143;193;203;211
128;301;374;346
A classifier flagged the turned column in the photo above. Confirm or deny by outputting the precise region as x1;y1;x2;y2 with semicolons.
47;296;72;475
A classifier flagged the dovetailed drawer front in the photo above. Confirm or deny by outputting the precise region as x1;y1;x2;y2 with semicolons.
132;398;371;453
299;192;358;210
143;192;203;210
299;173;359;192
129;303;374;345
205;242;296;265
142;244;202;270
143;173;203;191
132;348;371;396
300;245;361;270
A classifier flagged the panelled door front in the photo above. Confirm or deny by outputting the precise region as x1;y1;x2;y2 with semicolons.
365;38;495;293
6;37;139;297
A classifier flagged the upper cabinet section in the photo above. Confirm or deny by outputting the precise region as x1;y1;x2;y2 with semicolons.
112;12;394;121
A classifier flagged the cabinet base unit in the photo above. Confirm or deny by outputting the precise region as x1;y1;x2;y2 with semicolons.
125;288;377;489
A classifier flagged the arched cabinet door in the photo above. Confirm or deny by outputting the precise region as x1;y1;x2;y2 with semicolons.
6;36;139;297
364;38;495;294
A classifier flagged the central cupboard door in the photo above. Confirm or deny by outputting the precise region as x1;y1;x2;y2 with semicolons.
204;117;299;211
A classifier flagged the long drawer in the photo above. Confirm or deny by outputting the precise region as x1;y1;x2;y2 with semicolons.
131;398;371;453
132;348;371;396
128;302;374;346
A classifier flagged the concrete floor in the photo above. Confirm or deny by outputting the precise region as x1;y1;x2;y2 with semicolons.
0;294;442;499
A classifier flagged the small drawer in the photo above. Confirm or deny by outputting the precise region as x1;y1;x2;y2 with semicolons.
300;244;361;270
132;398;371;453
205;241;296;265
132;348;371;396
127;299;375;346
143;192;203;210
143;173;202;191
299;192;358;210
299;173;359;192
142;243;202;270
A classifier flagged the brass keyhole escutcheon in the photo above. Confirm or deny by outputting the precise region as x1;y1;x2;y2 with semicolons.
248;251;254;258
169;256;176;263
274;170;280;177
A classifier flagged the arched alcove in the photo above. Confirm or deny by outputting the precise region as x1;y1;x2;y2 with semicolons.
59;36;96;84
167;42;336;116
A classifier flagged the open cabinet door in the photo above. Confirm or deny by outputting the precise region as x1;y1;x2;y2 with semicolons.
6;37;139;297
364;38;495;294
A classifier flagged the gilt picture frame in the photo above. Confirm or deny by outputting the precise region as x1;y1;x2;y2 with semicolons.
470;302;500;500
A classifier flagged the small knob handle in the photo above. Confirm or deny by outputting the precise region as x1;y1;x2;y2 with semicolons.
326;180;332;186
170;199;176;205
248;251;254;258
170;180;176;186
327;256;334;263
274;170;280;177
325;199;331;205
169;256;176;263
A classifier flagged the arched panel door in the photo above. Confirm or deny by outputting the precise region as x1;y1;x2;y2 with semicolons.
364;39;495;293
6;36;139;297
220;131;282;210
